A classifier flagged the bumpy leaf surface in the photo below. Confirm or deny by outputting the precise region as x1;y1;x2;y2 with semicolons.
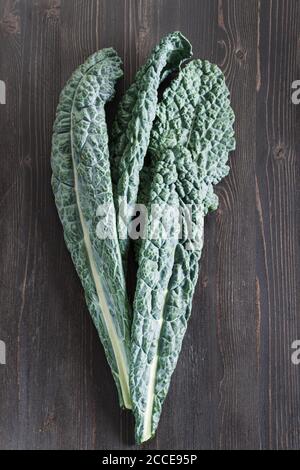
110;32;192;268
51;49;132;409
131;60;236;442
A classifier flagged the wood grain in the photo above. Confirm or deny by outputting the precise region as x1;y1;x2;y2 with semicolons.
0;0;299;450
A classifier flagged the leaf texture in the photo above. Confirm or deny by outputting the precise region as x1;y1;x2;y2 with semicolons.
110;32;192;268
51;49;132;409
131;60;236;442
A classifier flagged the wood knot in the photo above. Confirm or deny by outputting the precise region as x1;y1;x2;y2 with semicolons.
274;144;286;162
39;412;56;433
202;276;209;289
216;207;223;218
33;0;60;20
23;155;32;166
0;13;21;36
46;5;60;20
235;48;247;62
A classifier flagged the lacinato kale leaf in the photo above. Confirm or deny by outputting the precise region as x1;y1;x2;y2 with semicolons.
51;49;132;409
130;60;236;443
110;32;192;269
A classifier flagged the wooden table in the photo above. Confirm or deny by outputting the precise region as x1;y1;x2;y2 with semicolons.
0;0;299;450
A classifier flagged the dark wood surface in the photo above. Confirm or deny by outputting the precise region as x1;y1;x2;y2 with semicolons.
0;0;299;450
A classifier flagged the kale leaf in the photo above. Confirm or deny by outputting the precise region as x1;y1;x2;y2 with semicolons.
51;49;132;409
131;60;236;442
110;32;192;269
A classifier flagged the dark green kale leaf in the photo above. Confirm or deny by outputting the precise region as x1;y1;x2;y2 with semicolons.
110;32;192;269
51;49;132;409
131;60;236;442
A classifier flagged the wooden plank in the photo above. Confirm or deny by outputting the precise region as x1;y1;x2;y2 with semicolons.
0;0;23;450
193;0;259;451
256;0;300;450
